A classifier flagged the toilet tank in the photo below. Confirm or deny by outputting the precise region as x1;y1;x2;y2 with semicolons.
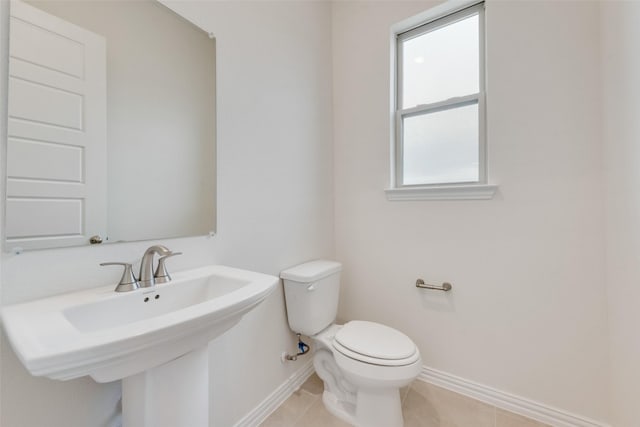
280;260;342;336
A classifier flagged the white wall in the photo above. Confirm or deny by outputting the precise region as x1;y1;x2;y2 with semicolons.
602;2;640;425
332;0;610;422
0;1;334;426
164;2;334;424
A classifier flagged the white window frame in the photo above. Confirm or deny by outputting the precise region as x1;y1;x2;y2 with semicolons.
387;1;497;201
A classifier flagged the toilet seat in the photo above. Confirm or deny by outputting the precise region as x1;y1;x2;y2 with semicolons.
332;321;419;367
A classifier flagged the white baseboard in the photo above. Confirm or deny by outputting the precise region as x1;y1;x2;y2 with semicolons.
419;366;610;427
233;359;314;427
233;361;609;427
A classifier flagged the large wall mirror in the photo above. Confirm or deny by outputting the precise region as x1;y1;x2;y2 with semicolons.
5;0;216;252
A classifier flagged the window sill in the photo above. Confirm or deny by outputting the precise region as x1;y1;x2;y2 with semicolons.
385;184;498;201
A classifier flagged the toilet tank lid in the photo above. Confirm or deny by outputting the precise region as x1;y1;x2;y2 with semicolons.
280;260;342;282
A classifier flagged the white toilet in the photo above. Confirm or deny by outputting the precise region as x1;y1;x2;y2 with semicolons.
281;260;421;427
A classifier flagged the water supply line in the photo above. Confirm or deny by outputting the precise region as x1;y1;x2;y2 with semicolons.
282;334;310;362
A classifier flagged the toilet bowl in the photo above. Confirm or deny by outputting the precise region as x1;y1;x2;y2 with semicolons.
312;321;421;427
281;260;421;427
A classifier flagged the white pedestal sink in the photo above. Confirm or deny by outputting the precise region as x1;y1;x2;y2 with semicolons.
1;265;279;427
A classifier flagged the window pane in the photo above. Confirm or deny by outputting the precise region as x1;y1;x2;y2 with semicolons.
402;14;479;108
402;103;479;185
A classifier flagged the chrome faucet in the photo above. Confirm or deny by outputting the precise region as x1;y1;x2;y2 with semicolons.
139;245;180;287
101;245;182;291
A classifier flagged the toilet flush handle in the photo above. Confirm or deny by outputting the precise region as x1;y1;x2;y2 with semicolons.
307;284;316;292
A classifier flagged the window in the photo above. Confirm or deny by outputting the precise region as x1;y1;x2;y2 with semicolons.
388;2;496;200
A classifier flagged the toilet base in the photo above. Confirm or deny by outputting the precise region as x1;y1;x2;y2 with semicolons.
322;390;357;425
355;387;403;427
322;388;404;427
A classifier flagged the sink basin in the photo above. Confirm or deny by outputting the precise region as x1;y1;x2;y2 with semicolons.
64;272;251;333
2;265;278;383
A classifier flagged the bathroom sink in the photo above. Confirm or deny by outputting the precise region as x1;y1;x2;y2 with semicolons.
2;265;278;383
63;273;252;333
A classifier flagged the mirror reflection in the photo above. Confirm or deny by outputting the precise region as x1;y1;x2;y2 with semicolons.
5;0;216;252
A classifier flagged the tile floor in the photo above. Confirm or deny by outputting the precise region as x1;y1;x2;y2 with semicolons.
260;374;550;427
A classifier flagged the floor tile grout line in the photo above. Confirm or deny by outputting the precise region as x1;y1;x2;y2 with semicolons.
289;389;320;426
299;394;321;425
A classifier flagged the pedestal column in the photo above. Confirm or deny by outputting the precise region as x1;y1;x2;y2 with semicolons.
122;346;209;427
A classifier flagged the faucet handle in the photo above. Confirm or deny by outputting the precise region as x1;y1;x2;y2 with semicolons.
100;262;140;292
154;252;182;284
